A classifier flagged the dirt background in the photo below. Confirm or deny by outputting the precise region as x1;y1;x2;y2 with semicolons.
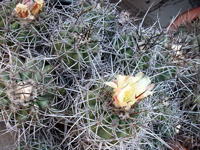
0;121;16;150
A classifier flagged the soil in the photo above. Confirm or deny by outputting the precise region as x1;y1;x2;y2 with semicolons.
0;121;16;150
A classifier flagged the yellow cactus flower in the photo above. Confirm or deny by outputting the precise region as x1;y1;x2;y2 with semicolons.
15;3;30;18
31;0;45;15
105;72;154;110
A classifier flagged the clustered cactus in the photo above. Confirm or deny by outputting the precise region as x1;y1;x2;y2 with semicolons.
0;0;199;149
1;57;55;113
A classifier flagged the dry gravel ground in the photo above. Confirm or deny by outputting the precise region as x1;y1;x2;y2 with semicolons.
0;121;16;150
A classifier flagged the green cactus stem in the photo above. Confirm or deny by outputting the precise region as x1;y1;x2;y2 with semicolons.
0;56;56;124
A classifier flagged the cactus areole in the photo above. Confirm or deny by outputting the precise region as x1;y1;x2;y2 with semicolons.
0;58;56;116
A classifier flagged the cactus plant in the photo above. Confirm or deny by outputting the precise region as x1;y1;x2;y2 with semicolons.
165;20;200;149
0;0;57;54
0;0;199;149
52;0;117;71
0;54;57;128
63;12;190;149
19;136;52;150
72;70;182;149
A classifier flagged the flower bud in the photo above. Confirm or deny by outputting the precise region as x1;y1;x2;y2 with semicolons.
31;0;45;15
15;3;30;18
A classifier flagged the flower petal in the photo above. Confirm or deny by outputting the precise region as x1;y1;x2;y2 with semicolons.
126;72;144;85
15;3;30;18
104;82;118;89
23;0;34;9
136;84;154;99
117;84;132;103
113;95;119;107
134;76;151;96
118;100;128;108
134;72;144;82
31;0;45;15
117;75;128;88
